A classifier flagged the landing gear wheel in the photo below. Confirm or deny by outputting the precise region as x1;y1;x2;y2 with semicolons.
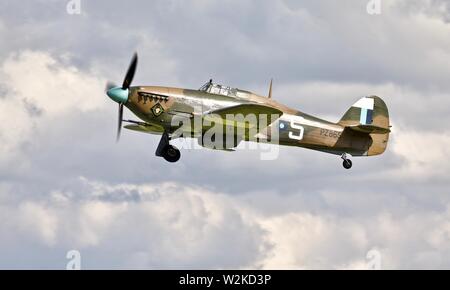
162;145;181;163
343;159;352;169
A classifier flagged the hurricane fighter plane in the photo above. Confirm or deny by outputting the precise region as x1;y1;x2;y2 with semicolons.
106;53;390;169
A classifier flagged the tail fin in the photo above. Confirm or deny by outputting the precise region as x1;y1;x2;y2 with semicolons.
338;96;390;156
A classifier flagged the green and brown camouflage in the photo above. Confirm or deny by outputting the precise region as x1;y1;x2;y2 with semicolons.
107;54;390;167
122;82;390;157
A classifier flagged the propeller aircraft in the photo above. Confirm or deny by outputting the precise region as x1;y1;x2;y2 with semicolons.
106;53;391;169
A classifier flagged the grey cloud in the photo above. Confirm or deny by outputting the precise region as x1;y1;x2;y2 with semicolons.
1;0;450;269
1;0;450;90
2;177;450;269
0;179;270;269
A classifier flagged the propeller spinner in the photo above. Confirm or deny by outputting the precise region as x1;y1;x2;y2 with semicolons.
106;53;138;142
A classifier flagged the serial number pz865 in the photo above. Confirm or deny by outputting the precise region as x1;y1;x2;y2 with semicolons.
320;128;341;139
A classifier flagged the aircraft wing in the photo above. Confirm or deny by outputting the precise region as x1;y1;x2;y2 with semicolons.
123;120;165;135
203;104;283;130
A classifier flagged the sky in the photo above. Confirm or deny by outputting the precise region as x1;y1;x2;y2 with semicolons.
0;0;450;269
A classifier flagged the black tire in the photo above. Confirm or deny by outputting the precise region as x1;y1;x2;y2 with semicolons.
162;145;181;163
343;159;352;169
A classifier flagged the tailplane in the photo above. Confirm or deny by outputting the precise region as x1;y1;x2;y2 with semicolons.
338;96;390;156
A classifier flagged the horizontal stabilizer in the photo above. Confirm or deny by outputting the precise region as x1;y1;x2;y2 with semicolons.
346;124;391;134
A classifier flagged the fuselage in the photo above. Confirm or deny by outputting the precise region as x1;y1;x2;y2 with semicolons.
105;53;389;167
123;85;372;156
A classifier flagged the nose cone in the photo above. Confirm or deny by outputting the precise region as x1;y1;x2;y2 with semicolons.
107;87;129;103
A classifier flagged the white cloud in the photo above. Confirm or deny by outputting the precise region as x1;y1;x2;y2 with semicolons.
0;50;106;166
0;178;268;269
1;177;450;269
17;202;59;246
1;51;105;114
391;130;450;177
257;212;369;269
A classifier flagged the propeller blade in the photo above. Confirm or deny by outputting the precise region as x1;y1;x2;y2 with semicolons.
122;53;138;90
117;103;123;142
106;81;117;92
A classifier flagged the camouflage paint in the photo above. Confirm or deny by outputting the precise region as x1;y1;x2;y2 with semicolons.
122;84;390;157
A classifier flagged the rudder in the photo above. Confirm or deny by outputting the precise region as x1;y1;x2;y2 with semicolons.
338;96;390;156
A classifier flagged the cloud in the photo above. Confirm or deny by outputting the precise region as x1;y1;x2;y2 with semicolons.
0;50;105;167
391;130;450;178
2;0;450;90
1;51;450;270
2;176;450;269
0;177;269;269
258;207;450;269
1;0;450;269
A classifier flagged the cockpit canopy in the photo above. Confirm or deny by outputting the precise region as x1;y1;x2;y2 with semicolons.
199;79;239;97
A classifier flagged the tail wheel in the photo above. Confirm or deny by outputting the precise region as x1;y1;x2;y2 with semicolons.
343;159;352;169
163;145;181;163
